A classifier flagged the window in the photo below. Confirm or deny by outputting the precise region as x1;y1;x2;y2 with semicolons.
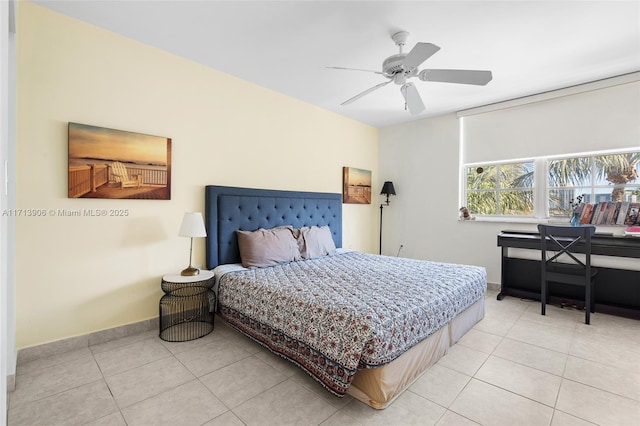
458;77;639;221
463;150;640;220
466;161;534;216
548;152;640;218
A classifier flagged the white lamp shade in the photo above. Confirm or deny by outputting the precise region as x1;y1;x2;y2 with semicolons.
178;212;207;238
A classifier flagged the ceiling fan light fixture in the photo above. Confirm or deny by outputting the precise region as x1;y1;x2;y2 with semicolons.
393;74;407;85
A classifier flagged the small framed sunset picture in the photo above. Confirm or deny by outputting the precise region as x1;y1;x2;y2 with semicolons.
68;123;172;200
342;167;372;204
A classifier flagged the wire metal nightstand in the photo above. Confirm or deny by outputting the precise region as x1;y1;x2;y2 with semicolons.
159;270;215;342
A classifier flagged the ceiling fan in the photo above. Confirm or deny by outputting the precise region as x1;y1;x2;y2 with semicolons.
328;31;493;115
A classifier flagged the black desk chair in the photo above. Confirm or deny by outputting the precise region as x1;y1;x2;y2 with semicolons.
537;224;597;325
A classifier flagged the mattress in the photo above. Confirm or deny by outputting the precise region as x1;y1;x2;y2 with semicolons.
215;251;487;397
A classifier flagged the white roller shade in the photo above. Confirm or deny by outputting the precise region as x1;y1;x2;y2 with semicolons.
461;78;640;164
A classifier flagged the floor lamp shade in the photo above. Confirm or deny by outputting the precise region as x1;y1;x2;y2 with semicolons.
381;181;396;196
179;212;207;275
381;181;396;205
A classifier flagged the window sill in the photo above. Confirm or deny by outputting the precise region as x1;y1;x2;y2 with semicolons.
459;216;542;224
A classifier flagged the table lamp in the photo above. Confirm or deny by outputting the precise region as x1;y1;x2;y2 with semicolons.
178;212;207;276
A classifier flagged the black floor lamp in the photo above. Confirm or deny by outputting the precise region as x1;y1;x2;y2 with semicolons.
379;181;396;255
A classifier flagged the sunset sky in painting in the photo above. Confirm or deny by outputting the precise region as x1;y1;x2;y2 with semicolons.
68;123;168;166
347;167;371;187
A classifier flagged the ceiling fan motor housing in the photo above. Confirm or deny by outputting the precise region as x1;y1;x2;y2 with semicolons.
382;54;406;77
382;54;419;82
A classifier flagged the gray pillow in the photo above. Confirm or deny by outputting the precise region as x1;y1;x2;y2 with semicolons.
236;226;301;268
299;225;337;259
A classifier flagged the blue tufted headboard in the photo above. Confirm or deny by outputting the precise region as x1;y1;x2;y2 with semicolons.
205;186;342;269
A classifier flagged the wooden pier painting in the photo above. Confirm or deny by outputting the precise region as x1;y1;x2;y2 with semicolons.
68;123;171;200
342;167;372;204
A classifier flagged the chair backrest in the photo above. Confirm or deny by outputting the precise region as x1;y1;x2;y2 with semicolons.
537;224;596;268
111;162;129;182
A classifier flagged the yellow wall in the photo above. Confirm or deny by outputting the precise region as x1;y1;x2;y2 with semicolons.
16;3;378;349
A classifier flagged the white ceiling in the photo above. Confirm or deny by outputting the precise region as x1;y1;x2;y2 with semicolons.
32;0;640;128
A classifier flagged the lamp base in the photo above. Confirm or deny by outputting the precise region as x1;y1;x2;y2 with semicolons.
180;266;200;276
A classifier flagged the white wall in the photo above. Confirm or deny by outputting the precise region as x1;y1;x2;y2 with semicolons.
379;114;505;284
1;1;7;420
2;0;17;418
16;2;379;350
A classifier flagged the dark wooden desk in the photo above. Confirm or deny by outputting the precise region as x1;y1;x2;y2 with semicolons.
497;230;640;319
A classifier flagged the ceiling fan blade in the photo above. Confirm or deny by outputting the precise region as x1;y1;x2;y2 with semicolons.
341;80;392;105
403;42;440;70
327;66;383;75
400;83;425;115
418;69;493;85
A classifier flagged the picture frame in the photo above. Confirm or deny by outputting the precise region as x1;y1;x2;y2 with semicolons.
342;167;372;204
68;123;172;200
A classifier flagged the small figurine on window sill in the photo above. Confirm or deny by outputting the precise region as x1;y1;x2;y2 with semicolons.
459;207;475;221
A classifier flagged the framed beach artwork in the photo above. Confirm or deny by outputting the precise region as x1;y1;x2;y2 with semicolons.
342;167;372;204
68;123;172;200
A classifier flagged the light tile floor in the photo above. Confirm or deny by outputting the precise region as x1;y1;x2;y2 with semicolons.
7;290;640;425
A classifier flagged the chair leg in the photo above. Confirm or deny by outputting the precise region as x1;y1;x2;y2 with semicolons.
541;280;546;316
585;281;591;325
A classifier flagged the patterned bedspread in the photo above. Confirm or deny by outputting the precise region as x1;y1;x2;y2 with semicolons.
217;251;486;396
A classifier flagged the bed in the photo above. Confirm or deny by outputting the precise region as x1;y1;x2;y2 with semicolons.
205;185;486;409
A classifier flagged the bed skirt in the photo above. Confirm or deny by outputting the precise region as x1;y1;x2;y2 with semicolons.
347;296;486;409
